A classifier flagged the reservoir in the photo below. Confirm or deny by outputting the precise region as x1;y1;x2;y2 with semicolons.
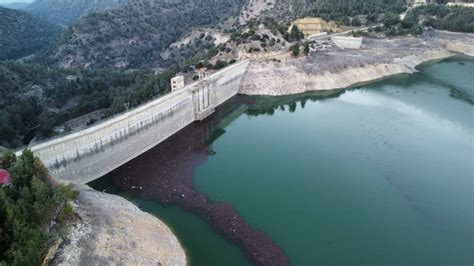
90;57;473;265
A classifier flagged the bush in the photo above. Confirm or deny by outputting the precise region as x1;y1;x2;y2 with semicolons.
383;12;401;28
214;60;229;70
290;44;300;57
0;149;77;265
351;17;362;27
303;42;310;55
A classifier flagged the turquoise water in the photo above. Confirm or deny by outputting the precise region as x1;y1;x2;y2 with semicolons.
135;199;249;266
91;57;474;265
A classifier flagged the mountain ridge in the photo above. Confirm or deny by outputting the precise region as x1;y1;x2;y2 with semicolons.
26;0;128;26
0;6;62;60
49;0;246;69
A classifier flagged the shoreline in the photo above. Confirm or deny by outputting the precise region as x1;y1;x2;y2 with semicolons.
53;32;474;266
240;32;474;96
90;101;290;266
49;185;187;265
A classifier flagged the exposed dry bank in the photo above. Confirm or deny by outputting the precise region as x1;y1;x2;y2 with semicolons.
49;185;186;265
240;31;474;96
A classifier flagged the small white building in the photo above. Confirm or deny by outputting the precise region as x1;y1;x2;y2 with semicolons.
331;36;363;49
171;76;185;92
194;68;210;81
66;75;78;82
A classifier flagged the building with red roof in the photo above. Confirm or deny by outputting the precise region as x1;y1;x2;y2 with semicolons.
0;169;12;186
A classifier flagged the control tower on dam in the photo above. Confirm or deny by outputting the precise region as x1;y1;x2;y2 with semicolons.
23;60;250;184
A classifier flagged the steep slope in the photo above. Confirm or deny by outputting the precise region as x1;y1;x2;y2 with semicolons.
0;7;62;60
50;0;246;69
0;60;165;148
26;0;128;26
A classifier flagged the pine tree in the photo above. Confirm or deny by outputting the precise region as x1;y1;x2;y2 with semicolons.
290;44;300;57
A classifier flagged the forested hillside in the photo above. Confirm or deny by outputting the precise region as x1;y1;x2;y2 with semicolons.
49;0;246;69
0;61;181;148
270;0;407;22
408;5;474;33
26;0;128;26
0;7;62;60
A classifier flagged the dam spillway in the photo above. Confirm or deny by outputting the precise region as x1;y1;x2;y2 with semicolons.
24;60;250;183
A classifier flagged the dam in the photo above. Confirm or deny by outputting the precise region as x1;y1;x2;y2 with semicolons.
90;56;474;265
23;60;250;183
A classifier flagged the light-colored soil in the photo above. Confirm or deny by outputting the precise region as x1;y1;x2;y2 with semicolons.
51;185;186;266
239;0;276;25
240;30;474;95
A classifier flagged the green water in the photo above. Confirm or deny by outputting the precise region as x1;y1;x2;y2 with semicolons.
91;57;473;265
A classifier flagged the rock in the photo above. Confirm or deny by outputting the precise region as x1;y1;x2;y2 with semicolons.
51;185;186;265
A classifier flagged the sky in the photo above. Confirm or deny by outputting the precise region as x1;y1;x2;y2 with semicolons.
0;0;34;4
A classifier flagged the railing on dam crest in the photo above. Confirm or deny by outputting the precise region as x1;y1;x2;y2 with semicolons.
20;60;250;184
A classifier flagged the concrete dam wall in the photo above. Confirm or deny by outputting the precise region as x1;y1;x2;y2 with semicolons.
26;60;249;184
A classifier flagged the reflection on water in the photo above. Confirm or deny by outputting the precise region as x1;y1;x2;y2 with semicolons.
90;57;474;266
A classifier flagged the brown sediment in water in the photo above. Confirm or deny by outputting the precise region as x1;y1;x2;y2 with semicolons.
103;98;290;266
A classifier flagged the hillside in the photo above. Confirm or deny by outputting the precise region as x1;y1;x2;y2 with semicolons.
408;5;474;33
262;0;407;23
0;7;62;60
26;0;128;26
0;60;182;148
49;0;246;69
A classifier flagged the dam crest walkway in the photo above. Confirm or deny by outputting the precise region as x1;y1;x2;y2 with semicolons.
22;60;250;183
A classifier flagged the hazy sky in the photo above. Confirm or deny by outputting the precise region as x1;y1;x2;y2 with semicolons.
0;0;34;3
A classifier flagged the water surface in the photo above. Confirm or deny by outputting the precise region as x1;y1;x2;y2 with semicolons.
91;57;473;265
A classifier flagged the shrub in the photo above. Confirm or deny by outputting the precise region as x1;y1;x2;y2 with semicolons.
0;149;77;265
290;44;300;57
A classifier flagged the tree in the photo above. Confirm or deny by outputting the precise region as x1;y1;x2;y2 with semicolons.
290;25;303;42
303;42;310;56
342;16;350;25
37;112;55;138
214;60;229;70
410;24;422;35
366;13;378;24
0;149;77;265
290;44;300;57
383;12;401;28
351;17;362;27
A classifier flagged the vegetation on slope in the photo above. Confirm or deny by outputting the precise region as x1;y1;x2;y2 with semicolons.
0;149;77;265
49;0;246;69
366;5;474;36
408;5;474;33
0;34;238;149
0;7;62;60
26;0;128;26
0;62;180;148
305;0;406;23
268;0;406;24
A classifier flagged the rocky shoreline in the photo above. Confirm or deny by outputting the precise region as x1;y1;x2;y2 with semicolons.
97;100;290;266
49;185;186;265
52;31;473;266
240;31;474;96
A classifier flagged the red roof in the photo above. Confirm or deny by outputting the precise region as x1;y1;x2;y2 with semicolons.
0;169;11;184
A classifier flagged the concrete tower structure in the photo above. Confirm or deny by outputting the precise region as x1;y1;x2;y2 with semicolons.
171;76;185;92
